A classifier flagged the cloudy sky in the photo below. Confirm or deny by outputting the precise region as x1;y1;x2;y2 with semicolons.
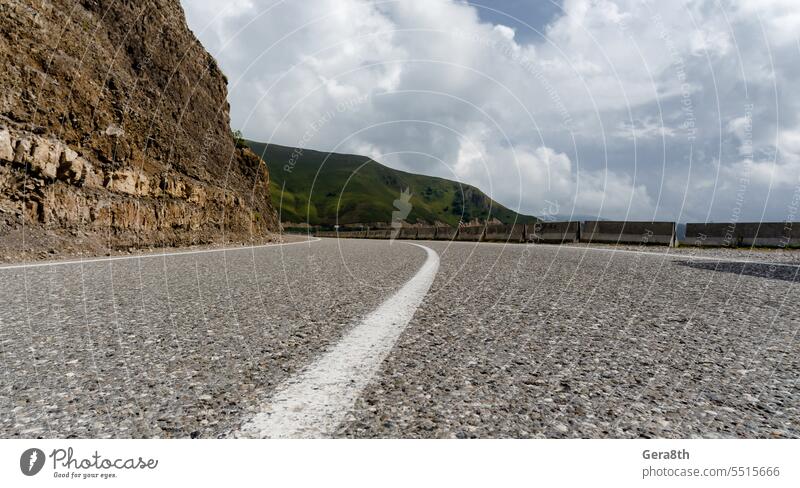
183;0;800;223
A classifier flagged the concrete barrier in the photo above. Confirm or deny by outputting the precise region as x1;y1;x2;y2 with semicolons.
416;227;437;240
580;221;675;246
455;225;484;242
339;230;366;239
483;223;525;242
433;226;458;240
314;230;365;238
684;222;800;247
527;221;579;244
398;227;418;239
366;229;391;239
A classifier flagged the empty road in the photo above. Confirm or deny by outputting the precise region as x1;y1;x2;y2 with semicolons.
1;238;798;438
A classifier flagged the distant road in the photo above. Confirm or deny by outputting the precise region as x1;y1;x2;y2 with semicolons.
1;238;798;438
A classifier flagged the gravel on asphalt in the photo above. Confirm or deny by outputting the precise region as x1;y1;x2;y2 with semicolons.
1;238;798;438
338;241;800;438
0;239;426;438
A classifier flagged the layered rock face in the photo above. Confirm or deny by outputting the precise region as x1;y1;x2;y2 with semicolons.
0;0;279;259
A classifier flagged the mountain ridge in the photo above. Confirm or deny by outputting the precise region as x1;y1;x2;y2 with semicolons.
247;141;539;228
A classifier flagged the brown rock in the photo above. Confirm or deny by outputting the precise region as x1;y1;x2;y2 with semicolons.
0;0;279;259
106;169;150;196
187;185;207;206
13;137;32;164
0;129;13;161
30;138;61;179
57;147;84;183
161;174;187;199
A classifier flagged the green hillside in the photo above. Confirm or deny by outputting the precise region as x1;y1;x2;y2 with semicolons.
247;141;538;227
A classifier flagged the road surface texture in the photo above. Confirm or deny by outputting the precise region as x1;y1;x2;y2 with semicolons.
1;238;798;438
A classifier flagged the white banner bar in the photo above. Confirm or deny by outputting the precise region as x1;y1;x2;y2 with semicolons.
1;439;797;487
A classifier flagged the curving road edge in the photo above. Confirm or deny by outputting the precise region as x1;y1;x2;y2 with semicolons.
236;243;440;438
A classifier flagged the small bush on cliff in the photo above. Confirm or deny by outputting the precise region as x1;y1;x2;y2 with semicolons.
232;129;247;149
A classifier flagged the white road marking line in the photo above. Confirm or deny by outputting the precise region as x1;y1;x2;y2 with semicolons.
0;237;320;270
237;243;440;439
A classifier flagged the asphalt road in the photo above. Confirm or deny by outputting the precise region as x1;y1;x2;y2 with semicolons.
1;238;798;438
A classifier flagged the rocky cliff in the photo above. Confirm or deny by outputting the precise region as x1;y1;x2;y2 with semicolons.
0;0;280;260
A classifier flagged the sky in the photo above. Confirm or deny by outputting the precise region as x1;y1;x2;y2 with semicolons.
182;0;800;223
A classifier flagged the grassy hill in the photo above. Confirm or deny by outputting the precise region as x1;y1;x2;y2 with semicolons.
247;141;538;227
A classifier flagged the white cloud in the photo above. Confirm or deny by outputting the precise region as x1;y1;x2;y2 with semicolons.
182;0;800;222
615;117;677;140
